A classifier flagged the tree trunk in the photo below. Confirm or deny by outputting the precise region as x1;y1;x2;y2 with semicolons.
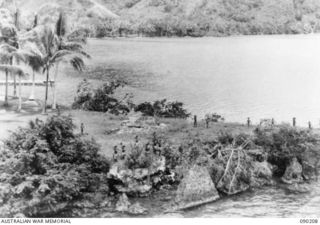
43;68;49;114
13;74;17;98
4;69;8;106
29;70;35;100
52;62;59;110
17;75;22;112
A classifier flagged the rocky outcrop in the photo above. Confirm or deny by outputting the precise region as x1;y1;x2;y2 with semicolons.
249;161;274;187
115;193;148;215
108;156;171;196
300;150;320;181
169;165;220;211
281;157;303;184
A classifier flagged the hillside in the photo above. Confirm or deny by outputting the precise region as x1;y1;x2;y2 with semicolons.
0;0;119;31
1;0;320;36
99;0;320;36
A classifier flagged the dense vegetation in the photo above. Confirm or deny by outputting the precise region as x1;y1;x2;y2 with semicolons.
135;99;190;118
72;80;190;118
72;79;133;115
2;0;320;38
0;116;110;217
95;0;320;37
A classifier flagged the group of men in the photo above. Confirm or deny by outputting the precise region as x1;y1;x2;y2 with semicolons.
112;134;164;163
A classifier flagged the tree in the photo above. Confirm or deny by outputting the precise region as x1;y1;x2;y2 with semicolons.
27;25;88;114
0;23;18;105
0;43;28;111
52;11;90;110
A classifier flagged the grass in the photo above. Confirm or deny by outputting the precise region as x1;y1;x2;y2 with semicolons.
61;109;254;157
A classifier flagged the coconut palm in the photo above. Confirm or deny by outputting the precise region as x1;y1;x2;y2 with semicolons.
24;43;43;101
27;25;88;114
52;11;90;110
0;43;29;109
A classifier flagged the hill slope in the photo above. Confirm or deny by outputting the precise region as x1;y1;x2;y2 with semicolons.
1;0;320;36
100;0;320;36
0;0;119;31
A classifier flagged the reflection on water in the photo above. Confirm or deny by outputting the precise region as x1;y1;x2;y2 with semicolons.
88;35;320;127
161;182;320;218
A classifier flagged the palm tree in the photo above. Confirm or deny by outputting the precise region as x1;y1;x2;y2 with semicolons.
26;14;42;101
0;43;28;109
52;11;90;110
24;43;43;101
27;25;88;114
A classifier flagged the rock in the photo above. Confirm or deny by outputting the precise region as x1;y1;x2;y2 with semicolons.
300;150;320;180
216;152;251;195
115;181;152;197
108;157;167;196
150;156;166;174
284;183;312;194
128;203;148;215
115;193;148;215
250;161;274;187
170;165;219;211
133;168;149;180
281;157;303;184
115;194;131;212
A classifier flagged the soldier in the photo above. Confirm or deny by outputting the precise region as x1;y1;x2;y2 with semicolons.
80;123;84;135
112;146;118;162
120;144;126;160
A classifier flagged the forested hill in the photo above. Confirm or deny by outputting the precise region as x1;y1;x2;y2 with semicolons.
101;0;320;37
1;0;320;37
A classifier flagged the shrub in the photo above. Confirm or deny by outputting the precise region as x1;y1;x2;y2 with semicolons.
0;115;110;217
205;113;225;122
253;125;320;177
72;79;133;115
135;99;190;118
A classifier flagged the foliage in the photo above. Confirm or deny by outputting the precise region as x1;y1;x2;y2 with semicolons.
253;125;320;176
0;115;110;217
72;79;133;115
135;99;190;118
124;144;153;170
205;113;225;123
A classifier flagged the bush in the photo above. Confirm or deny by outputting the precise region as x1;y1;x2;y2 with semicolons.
253;125;320;177
135;99;190;118
72;79;133;115
0;115;110;217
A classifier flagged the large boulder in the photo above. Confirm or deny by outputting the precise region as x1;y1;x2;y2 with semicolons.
250;161;274;187
300;150;320;180
281;157;303;184
108;157;166;196
115;193;148;215
169;165;220;211
115;193;131;212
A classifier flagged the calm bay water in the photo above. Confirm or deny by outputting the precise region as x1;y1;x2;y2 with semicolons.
88;35;320;127
87;36;320;217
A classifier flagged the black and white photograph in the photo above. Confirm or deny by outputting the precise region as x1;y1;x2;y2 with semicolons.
0;0;319;222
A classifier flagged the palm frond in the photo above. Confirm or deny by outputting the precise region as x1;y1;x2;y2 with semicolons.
69;56;85;72
60;42;91;58
56;11;67;37
0;64;27;77
49;49;75;63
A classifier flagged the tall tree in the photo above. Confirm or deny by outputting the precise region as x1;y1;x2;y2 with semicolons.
52;11;90;110
0;43;29;111
28;25;88;114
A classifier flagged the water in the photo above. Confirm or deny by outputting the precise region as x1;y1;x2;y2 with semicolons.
181;184;320;218
87;35;320;127
86;36;320;217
